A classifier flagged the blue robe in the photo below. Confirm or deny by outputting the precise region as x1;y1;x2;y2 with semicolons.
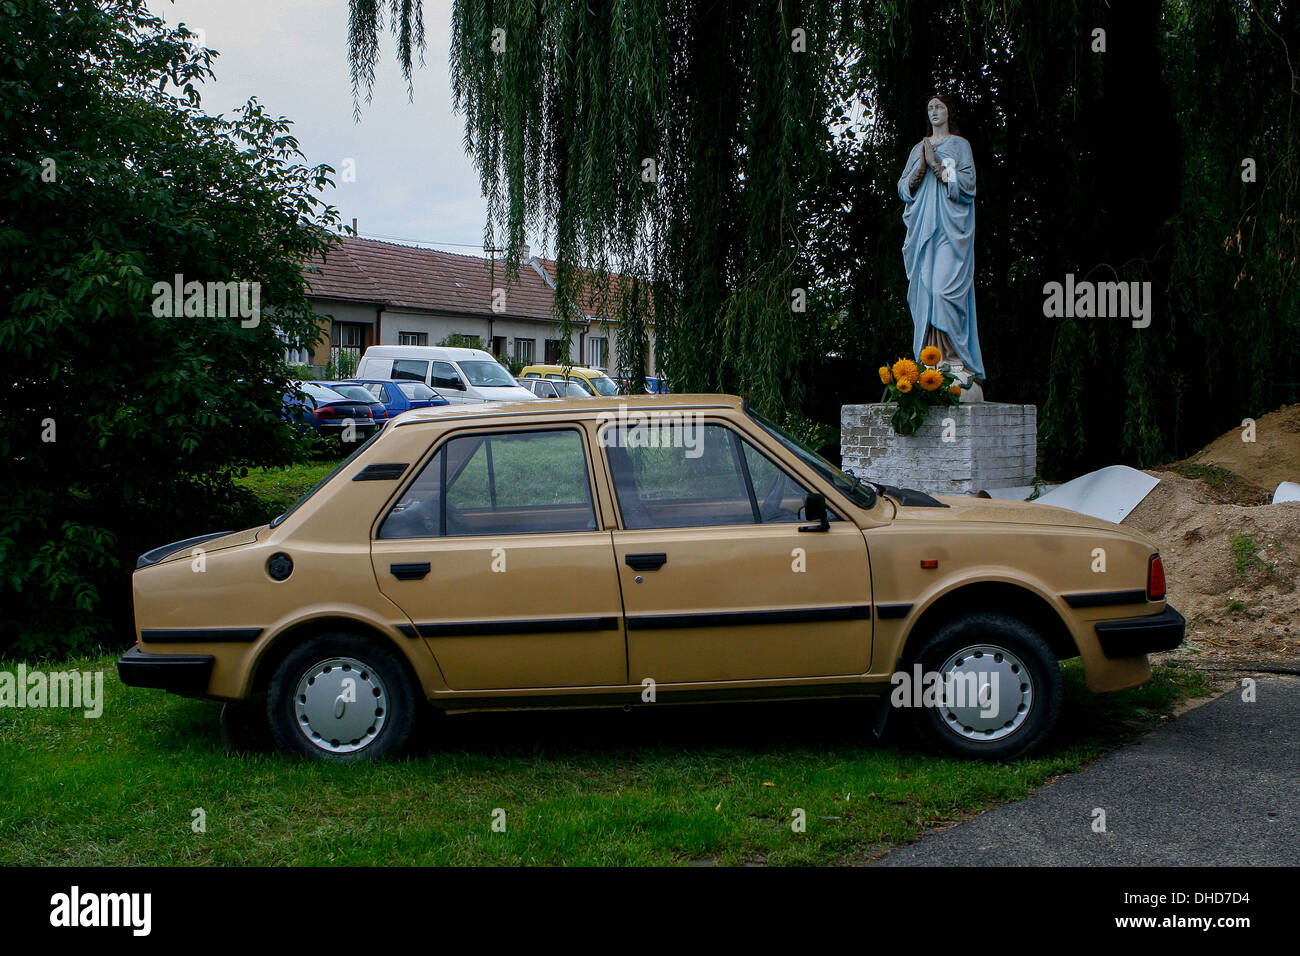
898;135;985;379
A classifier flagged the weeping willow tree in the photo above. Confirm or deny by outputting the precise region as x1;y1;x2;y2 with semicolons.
350;0;1299;472
349;0;845;416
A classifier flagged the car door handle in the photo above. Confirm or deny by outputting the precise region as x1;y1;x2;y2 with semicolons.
625;553;667;572
390;562;431;580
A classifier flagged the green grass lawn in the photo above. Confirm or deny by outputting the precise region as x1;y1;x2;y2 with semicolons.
0;656;1212;866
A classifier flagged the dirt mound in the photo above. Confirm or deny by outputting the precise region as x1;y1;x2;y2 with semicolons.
1180;403;1300;494
1123;470;1300;672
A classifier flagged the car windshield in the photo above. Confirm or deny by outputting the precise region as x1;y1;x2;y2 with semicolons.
747;408;877;510
270;426;387;528
587;375;619;396
457;361;517;388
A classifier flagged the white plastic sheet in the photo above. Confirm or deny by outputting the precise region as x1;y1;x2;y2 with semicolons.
1031;465;1160;523
1273;481;1300;504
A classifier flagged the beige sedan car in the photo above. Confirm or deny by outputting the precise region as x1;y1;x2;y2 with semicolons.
119;395;1183;761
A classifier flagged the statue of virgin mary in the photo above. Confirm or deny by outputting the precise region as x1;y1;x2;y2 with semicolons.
897;93;985;396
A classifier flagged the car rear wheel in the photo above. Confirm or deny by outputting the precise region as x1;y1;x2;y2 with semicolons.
267;634;418;762
906;613;1062;760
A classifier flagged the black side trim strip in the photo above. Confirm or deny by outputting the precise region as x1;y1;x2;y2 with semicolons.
354;462;409;481
626;605;870;631
1095;606;1186;658
139;627;262;644
1063;589;1149;609
410;616;619;638
874;603;912;620
396;624;419;639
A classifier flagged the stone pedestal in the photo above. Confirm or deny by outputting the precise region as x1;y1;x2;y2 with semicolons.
841;402;1037;497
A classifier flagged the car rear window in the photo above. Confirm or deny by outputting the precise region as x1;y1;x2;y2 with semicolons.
330;385;378;403
397;382;435;400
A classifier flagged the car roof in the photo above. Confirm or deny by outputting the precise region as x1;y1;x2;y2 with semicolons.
394;392;742;426
522;364;609;377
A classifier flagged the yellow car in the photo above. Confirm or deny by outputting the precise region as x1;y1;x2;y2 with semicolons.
118;395;1183;761
519;364;619;397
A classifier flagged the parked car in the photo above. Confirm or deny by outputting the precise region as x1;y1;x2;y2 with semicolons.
355;345;537;405
519;377;591;399
520;363;619;397
282;382;379;445
613;375;670;394
120;393;1183;762
337;378;449;417
312;382;389;425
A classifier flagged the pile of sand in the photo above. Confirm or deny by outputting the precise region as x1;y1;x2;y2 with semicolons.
1181;403;1300;494
1124;470;1299;672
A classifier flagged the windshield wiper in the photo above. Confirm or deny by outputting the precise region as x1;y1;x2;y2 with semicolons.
843;466;889;499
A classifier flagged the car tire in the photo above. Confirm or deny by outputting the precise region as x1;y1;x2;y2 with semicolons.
905;612;1062;760
219;701;274;754
266;633;419;762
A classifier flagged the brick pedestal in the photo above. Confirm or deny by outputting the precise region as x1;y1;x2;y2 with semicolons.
840;403;1037;497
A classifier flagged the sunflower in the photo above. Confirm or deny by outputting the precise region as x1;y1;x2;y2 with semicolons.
891;358;919;386
896;378;913;393
919;368;943;391
878;365;892;385
949;384;962;397
920;345;942;367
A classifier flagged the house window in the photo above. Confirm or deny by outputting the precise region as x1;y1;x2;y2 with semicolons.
587;337;608;369
514;338;535;364
544;339;565;364
399;331;428;346
491;335;507;358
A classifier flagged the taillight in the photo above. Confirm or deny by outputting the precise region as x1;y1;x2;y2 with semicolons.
1147;554;1166;601
313;405;334;419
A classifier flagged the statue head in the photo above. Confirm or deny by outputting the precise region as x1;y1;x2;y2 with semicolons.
924;93;960;135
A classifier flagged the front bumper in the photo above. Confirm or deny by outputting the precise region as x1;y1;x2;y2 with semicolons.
1094;605;1186;658
117;645;215;695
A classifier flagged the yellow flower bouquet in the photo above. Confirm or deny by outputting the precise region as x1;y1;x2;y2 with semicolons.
878;347;961;435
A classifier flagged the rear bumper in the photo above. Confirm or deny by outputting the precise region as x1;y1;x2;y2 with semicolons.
117;645;214;695
1094;605;1186;658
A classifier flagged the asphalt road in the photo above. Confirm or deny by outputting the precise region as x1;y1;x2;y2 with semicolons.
875;675;1299;866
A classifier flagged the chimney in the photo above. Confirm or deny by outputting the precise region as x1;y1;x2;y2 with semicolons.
351;218;358;236
518;243;531;261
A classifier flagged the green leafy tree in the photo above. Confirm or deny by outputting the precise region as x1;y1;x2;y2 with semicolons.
0;0;341;654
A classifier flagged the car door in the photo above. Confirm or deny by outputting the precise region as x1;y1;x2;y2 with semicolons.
371;424;626;690
601;420;872;685
430;360;473;404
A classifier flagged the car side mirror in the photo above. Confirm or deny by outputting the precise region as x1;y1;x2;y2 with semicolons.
799;492;830;533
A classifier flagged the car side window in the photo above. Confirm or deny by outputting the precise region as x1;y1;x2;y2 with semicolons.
378;428;597;538
431;362;462;390
740;441;814;523
391;360;429;382
605;424;759;529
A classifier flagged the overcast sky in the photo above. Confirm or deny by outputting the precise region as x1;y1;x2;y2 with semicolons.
158;0;514;256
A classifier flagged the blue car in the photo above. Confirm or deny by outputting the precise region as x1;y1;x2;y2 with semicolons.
283;382;381;446
336;379;449;418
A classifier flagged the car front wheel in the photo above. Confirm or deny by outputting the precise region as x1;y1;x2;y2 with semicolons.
906;612;1062;760
267;633;418;762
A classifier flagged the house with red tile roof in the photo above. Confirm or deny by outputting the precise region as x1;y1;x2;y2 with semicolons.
298;236;657;377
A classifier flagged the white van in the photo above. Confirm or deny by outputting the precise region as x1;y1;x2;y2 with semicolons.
355;346;537;405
